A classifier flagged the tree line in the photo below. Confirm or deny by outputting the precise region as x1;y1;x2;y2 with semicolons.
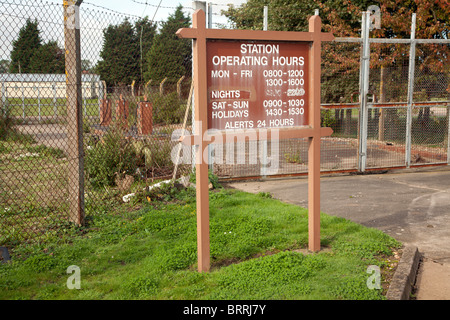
4;1;448;98
224;0;449;130
224;0;449;102
7;19;65;74
96;5;191;88
4;5;191;89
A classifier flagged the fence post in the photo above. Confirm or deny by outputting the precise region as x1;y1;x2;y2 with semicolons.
378;66;386;140
98;80;104;118
447;104;450;165
207;2;213;28
263;6;268;31
358;11;371;172
83;91;87;117
159;77;167;96
0;82;7;116
38;86;41;122
64;0;85;226
53;82;58;118
21;84;25;119
177;75;185;99
207;3;214;172
259;6;269;178
405;13;416;168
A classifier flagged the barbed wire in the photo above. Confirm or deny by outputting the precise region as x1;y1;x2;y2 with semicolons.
0;0;60;8
81;1;144;19
0;0;249;27
130;0;193;11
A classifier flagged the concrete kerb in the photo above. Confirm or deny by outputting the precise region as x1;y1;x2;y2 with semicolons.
386;245;421;300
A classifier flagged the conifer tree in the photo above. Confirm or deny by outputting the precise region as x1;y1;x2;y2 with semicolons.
29;41;65;74
145;5;191;83
9;19;42;73
96;17;156;87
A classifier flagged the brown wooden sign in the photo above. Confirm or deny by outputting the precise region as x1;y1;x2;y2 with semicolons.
177;9;334;272
207;40;310;130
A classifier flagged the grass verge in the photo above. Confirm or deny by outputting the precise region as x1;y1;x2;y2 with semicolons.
0;182;401;300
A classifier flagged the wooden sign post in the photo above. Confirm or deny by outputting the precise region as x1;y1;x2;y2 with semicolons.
177;10;334;272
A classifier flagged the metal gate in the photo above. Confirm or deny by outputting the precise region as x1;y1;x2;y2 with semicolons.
213;11;450;180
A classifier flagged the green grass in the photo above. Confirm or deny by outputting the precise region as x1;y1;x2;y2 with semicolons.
0;185;401;300
5;98;99;117
0;129;69;246
0;133;67;202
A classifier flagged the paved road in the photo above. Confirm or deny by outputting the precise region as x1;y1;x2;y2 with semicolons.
16;124;67;150
226;166;450;300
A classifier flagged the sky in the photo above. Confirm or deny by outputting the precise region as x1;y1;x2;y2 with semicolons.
82;0;248;27
78;0;249;63
0;0;248;63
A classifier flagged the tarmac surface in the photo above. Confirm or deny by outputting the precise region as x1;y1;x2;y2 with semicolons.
226;166;450;300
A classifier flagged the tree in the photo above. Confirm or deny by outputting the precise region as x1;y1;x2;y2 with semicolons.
224;0;450;101
224;0;450;134
9;19;42;73
145;5;191;83
9;19;66;74
372;0;450;122
29;41;65;74
224;0;316;31
96;19;138;87
223;0;377;34
96;17;156;87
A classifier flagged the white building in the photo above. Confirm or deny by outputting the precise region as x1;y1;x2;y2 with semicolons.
0;73;103;100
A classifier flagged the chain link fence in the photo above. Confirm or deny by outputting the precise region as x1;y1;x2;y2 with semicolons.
1;0;449;248
1;0;194;246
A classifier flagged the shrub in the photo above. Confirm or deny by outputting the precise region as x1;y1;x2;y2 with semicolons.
85;125;137;188
132;138;174;172
150;92;185;125
321;109;336;128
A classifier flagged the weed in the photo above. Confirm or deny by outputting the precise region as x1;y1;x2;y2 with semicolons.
22;253;58;273
284;151;304;164
149;92;185;125
257;191;272;198
124;274;160;298
189;168;221;189
0;109;14;140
